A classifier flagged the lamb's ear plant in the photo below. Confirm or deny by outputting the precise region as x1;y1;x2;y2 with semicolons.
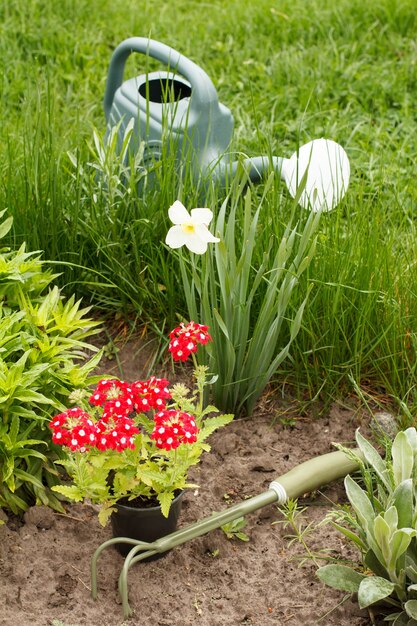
317;428;417;624
0;210;102;514
169;170;319;416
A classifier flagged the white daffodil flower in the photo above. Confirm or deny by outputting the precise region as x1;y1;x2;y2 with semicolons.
165;200;220;254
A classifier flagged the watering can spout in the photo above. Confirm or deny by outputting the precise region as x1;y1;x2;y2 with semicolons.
215;155;286;186
104;38;351;211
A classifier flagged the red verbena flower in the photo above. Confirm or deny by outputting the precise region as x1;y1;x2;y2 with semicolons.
49;408;97;451
168;321;212;361
89;379;135;419
131;376;171;411
94;416;139;451
151;409;199;451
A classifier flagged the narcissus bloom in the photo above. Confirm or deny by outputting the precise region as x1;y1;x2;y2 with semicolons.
165;200;220;254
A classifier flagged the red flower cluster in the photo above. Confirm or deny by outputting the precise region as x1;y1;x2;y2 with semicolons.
89;379;134;419
49;406;139;453
131;377;171;411
151;409;199;451
94;415;139;451
50;408;97;452
50;321;211;455
168;321;212;361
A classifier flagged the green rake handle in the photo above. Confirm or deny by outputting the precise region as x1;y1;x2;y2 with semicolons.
91;448;362;618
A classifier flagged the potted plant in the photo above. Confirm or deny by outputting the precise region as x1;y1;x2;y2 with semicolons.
49;321;233;557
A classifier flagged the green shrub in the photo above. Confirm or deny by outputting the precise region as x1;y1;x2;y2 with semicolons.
318;428;417;624
0;210;102;514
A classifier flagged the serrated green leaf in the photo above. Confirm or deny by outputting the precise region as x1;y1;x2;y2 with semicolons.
358;576;395;609
98;504;116;527
199;413;234;441
51;485;84;502
317;564;365;592
201;405;220;417
157;491;175;518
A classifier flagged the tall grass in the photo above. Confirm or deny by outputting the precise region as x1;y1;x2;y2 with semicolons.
1;0;416;409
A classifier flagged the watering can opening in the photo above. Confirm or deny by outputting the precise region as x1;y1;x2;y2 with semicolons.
138;77;192;104
104;37;350;209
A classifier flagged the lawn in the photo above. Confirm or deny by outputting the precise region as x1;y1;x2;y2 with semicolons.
2;0;416;407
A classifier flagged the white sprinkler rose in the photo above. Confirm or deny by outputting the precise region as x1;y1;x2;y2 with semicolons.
283;138;350;212
165;201;220;254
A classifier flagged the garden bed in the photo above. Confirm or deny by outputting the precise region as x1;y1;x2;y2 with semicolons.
0;334;379;626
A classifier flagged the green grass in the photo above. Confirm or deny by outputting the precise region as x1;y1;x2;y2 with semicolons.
1;0;417;410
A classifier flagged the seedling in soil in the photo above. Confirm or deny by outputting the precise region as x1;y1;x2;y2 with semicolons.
221;517;250;542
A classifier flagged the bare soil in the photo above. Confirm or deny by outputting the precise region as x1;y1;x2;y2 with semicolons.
0;332;383;626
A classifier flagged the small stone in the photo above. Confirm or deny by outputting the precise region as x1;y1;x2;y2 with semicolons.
373;411;398;438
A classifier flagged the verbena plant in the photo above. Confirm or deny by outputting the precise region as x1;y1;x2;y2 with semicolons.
175;172;319;416
0;210;102;514
318;428;417;624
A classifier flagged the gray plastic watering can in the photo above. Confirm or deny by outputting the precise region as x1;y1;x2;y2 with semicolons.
104;37;350;211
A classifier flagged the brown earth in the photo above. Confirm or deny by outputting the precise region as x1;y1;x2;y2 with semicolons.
0;332;387;626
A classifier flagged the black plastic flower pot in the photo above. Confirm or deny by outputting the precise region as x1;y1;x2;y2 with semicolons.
110;491;184;561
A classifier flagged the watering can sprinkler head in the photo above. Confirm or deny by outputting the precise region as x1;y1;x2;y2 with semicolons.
104;37;350;211
281;138;351;212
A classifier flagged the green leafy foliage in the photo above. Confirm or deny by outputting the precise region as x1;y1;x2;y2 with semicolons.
318;428;417;622
221;517;249;542
52;366;233;524
0;211;102;514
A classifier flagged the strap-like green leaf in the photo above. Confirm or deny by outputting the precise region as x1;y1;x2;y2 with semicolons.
355;429;392;491
392;431;414;487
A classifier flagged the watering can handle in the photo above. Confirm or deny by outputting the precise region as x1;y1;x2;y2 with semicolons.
104;37;219;121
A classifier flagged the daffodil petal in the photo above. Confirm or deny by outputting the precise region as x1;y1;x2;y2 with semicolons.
195;224;220;243
190;208;214;225
165;225;187;249
185;234;208;254
168;200;191;225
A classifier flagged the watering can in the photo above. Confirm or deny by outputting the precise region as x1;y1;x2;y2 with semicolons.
104;37;350;211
